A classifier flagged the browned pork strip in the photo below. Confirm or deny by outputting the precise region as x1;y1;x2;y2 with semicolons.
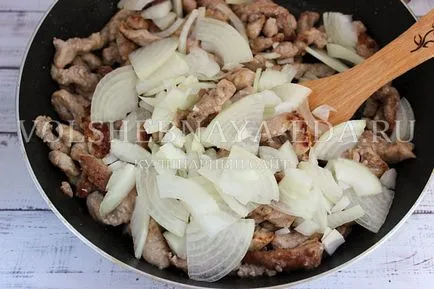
78;154;112;192
249;205;296;228
143;218;171;269
249;228;275;251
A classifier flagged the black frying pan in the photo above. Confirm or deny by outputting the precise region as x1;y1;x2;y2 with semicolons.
17;0;434;288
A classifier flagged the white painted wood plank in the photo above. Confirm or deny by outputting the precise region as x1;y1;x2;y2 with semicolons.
0;12;44;68
0;69;18;133
0;0;54;12
0;211;433;289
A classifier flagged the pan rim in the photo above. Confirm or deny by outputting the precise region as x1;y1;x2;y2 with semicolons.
15;1;426;288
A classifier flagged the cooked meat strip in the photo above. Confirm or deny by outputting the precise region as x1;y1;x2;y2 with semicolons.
237;264;277;278
247;15;266;39
243;239;324;272
78;154;112;192
293;63;336;79
225;68;256;90
51;89;89;126
82;119;111;158
49;150;80;179
357;130;416;164
186;79;236;130
353;21;379;58
273;42;301;58
51;65;99;95
60;181;74;198
101;10;136;43
263;17;279;37
336;224;353;238
250;227;275;251
173;109;189;130
76;174;95;198
96;66;114;78
116;32;138;62
86;190;136;226
125;14;150;30
183;0;198;14
169;254;188;272
119;22;160;47
249;205;296;228
53;32;105;69
250;36;274;53
297;27;327;49
216;149;230;159
70;142;89;161
344;145;389;178
72;52;102;71
271;231;309;249
244;54;267;71
206;8;229;22
102;42;122;65
34;115;70;154
56;124;85;148
143;218;171;270
260;112;312;159
297;11;320;33
232;86;254;103
364;85;400;131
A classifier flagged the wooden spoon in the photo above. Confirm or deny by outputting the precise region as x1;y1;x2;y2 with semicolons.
304;9;434;125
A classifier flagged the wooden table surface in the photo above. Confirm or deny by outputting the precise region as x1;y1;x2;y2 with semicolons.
1;0;433;288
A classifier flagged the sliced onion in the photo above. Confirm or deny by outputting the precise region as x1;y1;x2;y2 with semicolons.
329;158;382;197
172;0;183;18
186;47;220;78
154;18;185;38
312;120;366;160
179;9;200;54
327;204;365;229
131;194;150;259
258;65;297;91
323;12;358;49
136;166;189;237
153;12;177;30
201;94;265;154
130;37;179;80
312;104;337;122
103;154;118;165
322;229;345;255
326;43;364;65
219;146;279;205
152;143;187;173
275;227;290;236
184;133;205;155
119;0;154;10
163;231;187;259
330;195;350;213
100;163;136;216
118;108;151;143
215;3;248;41
110;139;152;164
253;68;262;93
136;52;190;95
278;184;326;220
91;66;138;122
162;126;186;148
305;46;349;73
195;17;253;68
186;218;254;282
345;187;395;233
279;168;313;197
390;97;415;142
108;160;127;171
142;1;172;19
380;169;397;190
260;52;281;60
272;83;312;114
295;219;320;236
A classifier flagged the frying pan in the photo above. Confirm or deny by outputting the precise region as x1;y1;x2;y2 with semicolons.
17;0;434;288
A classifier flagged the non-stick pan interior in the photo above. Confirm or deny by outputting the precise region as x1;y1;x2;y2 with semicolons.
19;0;434;288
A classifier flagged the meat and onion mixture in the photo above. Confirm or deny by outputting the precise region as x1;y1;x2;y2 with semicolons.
35;0;416;282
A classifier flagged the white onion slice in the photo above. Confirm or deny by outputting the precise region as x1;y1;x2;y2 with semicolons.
136;166;189;237
142;1;172;19
110;139;152;164
253;68;262;93
152;143;187;173
130;37;179;80
312;104;337;122
305;46;349;73
323;12;358;49
326;43;364;65
91;66;138;122
153;18;185;38
295;219;320;236
131;194;150;258
380;169;397;190
162;126;186;148
103;154;118;165
195;17;253;67
329;158;382;197
322;229;345;255
100;163;136;216
118;108;151;143
272;83;312;114
279;168;313;197
153;12;177;30
172;0;183;18
345;187;395;233
136;52;190;94
179;9;200;54
327;205;365;229
186;219;254;282
215;3;248;41
108;160;127;171
219;146;279;205
186;47;221;78
201;94;265;154
275;227;290;236
163;231;187;259
311;120;366;160
390;97;415;142
330;196;350;213
119;0;154;10
184;133;205;155
258;65;297;91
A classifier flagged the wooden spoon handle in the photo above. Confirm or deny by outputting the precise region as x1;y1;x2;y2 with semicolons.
350;9;434;95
